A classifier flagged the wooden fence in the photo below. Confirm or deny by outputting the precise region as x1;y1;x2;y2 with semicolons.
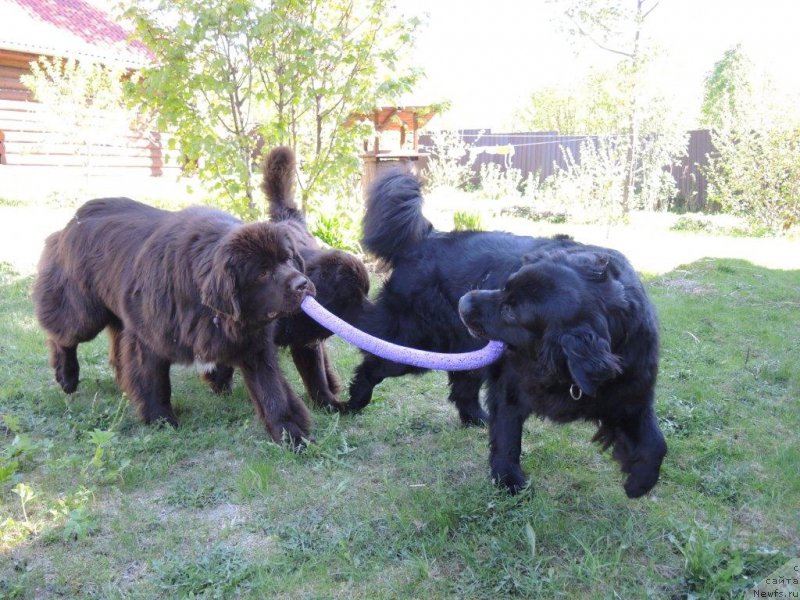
419;129;714;211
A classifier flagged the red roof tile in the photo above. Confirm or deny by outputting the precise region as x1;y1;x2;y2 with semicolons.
0;0;153;67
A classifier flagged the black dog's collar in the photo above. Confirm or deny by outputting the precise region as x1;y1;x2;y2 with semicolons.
569;383;584;401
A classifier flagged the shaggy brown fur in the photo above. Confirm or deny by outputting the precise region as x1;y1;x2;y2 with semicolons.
265;146;370;409
33;199;315;445
205;146;370;410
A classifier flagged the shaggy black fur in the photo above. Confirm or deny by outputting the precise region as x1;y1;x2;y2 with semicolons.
346;170;666;497
345;171;569;425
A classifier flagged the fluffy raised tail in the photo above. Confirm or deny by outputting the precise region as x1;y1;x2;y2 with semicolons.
262;146;301;223
362;171;433;265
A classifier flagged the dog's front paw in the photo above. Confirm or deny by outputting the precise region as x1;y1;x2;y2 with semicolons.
491;461;528;494
311;392;344;413
55;367;79;394
270;416;313;450
622;461;662;498
143;408;179;429
336;401;364;415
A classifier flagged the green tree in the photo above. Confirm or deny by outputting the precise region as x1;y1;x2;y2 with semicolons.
513;85;580;133
513;70;627;134
550;0;662;213
124;0;419;219
702;45;800;233
707;122;800;233
700;45;755;130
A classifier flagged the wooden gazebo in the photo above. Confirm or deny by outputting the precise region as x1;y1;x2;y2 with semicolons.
348;105;440;195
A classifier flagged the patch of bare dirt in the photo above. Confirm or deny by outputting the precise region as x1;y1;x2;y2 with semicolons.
650;276;715;295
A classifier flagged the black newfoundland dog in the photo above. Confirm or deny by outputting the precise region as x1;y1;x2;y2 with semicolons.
33;198;315;445
346;172;573;424
345;171;666;497
459;247;666;498
205;146;370;410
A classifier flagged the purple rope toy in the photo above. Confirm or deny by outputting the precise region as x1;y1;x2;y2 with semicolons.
300;296;506;371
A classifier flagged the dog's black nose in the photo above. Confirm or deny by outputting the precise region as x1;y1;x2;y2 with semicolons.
290;275;310;295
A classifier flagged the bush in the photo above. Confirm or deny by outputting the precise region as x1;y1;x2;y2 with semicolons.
477;163;522;200
518;139;624;223
305;173;364;253
515;132;685;223
669;214;766;237
706;125;800;234
453;211;483;231
424;130;475;190
20;57;148;186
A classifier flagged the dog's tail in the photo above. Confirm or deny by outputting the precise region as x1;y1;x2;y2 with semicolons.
363;171;432;265
262;145;302;223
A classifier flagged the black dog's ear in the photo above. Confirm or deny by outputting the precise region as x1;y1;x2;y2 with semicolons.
570;252;610;281
201;260;241;321
523;246;576;266
521;251;550;265
560;324;622;396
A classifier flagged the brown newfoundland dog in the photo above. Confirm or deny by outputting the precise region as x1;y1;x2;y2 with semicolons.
203;146;371;410
33;199;315;445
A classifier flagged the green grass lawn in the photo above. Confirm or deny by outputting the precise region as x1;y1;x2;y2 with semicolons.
1;256;798;599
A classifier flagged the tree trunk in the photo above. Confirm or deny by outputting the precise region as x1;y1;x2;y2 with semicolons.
621;0;645;216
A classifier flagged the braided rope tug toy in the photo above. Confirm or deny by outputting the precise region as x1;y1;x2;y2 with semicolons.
300;296;506;371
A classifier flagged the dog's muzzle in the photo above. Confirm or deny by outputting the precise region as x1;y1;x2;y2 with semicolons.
458;292;487;339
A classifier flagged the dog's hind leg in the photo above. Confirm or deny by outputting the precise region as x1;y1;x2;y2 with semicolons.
107;318;124;385
447;371;488;426
118;331;177;427
290;343;343;411
201;365;234;395
48;341;80;394
34;262;112;394
41;305;111;394
322;345;342;395
345;354;424;413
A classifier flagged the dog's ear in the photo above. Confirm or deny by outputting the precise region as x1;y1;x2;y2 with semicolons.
521;251;547;265
559;323;622;396
201;259;241;321
569;252;610;281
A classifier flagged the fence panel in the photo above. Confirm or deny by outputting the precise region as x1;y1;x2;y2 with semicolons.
419;129;714;210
